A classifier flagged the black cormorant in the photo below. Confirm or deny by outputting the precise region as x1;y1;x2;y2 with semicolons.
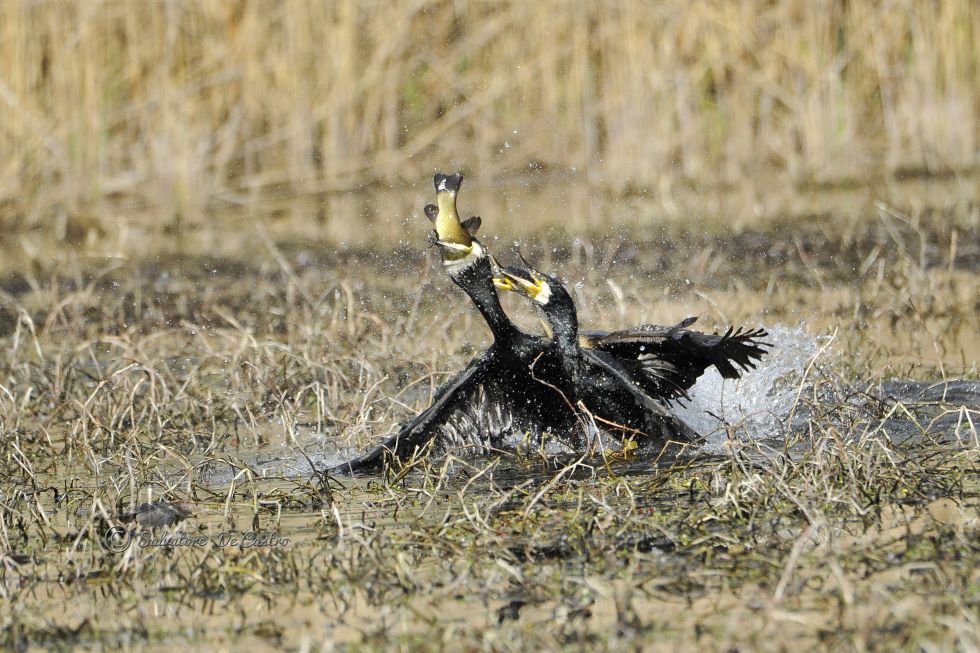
331;174;699;475
493;259;769;405
330;174;577;474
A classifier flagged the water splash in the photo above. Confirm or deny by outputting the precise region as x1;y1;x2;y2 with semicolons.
190;428;360;486
675;324;832;454
200;324;831;483
264;431;359;478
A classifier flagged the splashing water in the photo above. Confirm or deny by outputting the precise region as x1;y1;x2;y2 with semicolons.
500;324;831;457
203;324;831;483
189;431;356;486
675;324;832;454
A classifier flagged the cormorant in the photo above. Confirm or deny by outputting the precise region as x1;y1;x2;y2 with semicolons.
331;174;697;475
493;258;769;405
330;173;578;474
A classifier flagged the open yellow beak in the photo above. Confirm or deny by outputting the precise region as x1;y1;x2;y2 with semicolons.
493;271;543;299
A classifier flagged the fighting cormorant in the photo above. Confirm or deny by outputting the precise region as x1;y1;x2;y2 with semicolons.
330;173;577;474
330;174;698;474
493;259;769;405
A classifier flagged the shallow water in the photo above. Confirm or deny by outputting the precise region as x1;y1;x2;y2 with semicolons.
2;173;977;493
183;322;978;488
677;324;980;452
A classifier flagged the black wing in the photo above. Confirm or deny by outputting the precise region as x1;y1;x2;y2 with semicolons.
584;318;769;399
329;352;492;475
580;348;700;443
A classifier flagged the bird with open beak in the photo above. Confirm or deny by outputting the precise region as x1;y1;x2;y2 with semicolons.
493;254;770;405
328;173;580;474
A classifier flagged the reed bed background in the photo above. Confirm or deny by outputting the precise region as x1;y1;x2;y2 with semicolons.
0;0;977;229
1;4;979;648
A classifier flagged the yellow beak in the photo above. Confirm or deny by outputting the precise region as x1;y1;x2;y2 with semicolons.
493;271;542;299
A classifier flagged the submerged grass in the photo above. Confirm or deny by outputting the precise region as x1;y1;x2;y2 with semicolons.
0;189;978;650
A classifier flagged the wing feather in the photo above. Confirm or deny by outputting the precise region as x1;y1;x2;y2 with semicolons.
330;352;494;475
586;318;769;399
580;349;699;442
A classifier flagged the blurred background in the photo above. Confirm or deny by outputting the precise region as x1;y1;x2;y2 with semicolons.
0;0;977;246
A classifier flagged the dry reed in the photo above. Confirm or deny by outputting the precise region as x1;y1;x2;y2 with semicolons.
0;0;977;229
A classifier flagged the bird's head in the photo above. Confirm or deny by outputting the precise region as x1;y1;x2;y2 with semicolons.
492;257;558;306
493;253;578;346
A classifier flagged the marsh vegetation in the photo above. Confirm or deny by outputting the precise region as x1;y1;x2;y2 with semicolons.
1;0;978;227
1;2;979;650
1;174;978;650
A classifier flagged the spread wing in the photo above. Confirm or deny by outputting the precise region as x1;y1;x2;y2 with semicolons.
329;352;494;475
580;348;700;443
583;317;769;401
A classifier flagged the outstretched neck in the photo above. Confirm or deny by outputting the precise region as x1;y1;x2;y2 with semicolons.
468;277;518;344
449;253;518;345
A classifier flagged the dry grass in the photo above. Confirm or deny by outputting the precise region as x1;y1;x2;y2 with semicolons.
1;0;978;230
1;4;977;646
0;187;977;650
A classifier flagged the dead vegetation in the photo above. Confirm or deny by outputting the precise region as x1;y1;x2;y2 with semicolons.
1;0;978;228
0;187;977;650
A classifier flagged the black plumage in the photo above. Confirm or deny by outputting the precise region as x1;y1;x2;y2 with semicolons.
330;243;577;475
331;241;699;475
329;173;704;475
494;261;770;407
579;318;770;402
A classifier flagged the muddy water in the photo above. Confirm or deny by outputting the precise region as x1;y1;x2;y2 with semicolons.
2;172;978;265
199;173;979;251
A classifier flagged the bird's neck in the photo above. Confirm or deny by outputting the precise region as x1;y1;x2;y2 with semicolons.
546;299;579;357
451;257;518;344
